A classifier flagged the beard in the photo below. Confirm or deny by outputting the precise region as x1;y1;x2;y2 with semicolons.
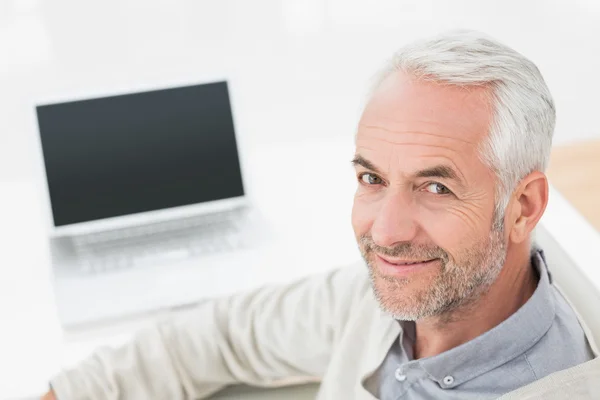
359;223;507;321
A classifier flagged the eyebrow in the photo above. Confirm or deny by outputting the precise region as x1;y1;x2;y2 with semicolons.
351;155;382;174
351;154;464;185
415;165;460;181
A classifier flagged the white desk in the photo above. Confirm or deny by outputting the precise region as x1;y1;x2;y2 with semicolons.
0;138;361;399
2;138;600;400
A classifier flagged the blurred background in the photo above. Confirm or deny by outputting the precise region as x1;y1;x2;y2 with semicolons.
1;0;600;227
1;1;600;398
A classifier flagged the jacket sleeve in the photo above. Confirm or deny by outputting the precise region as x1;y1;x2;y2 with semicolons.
50;263;369;400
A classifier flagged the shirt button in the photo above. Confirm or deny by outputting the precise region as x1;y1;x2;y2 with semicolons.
443;376;455;386
394;367;407;382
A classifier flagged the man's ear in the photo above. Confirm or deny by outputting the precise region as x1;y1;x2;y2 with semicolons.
508;171;549;244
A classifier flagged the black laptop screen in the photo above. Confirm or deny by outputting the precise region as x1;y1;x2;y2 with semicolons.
36;81;245;227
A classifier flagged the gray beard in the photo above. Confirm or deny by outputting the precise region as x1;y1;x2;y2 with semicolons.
361;225;507;321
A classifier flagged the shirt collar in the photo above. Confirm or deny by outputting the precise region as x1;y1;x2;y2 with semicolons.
401;249;556;389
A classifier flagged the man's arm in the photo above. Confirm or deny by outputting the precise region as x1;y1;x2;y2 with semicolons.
46;264;368;399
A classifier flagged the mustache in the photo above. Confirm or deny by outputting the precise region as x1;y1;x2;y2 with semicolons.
359;235;449;261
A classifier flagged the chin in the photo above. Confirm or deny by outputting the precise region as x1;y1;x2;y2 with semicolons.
370;273;426;319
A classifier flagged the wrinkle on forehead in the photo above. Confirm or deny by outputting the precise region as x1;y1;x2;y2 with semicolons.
355;133;477;152
358;71;493;147
358;124;478;146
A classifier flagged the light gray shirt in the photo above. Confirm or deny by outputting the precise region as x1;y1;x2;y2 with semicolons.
369;249;595;399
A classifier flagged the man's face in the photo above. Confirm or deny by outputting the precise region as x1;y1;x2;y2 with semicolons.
352;72;507;321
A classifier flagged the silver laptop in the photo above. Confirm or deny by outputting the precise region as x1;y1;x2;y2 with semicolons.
35;81;266;328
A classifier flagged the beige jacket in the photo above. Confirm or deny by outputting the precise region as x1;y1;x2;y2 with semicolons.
51;263;600;399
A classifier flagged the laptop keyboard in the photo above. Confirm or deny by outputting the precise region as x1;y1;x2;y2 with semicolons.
72;208;247;273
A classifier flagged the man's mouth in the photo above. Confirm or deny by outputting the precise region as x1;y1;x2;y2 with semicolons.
376;255;437;265
374;254;440;277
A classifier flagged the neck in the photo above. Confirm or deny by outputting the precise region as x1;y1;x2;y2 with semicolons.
413;244;538;359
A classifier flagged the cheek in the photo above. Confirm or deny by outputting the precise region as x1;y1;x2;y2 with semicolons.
419;204;488;257
351;191;375;237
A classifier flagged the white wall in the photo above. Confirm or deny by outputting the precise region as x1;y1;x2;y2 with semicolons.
1;0;600;182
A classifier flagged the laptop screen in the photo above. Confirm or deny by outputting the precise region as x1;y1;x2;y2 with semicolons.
36;81;245;227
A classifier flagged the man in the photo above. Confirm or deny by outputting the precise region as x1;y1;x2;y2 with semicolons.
43;30;599;400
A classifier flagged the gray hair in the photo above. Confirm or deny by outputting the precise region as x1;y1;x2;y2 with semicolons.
371;30;555;223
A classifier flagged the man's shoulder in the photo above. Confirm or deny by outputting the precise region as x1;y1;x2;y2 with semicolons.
498;356;600;399
319;261;390;339
324;260;371;295
324;260;373;307
520;283;595;381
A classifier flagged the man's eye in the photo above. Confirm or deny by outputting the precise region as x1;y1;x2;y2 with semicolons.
425;182;451;195
360;173;383;185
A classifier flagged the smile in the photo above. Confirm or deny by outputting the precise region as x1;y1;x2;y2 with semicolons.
377;254;437;265
375;255;440;277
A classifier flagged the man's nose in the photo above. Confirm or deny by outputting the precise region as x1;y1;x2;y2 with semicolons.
370;190;418;248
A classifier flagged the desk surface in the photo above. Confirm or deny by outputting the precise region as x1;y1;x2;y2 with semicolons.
1;138;360;399
547;140;600;232
2;138;600;400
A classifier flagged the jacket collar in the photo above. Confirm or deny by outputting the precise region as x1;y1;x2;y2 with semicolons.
413;250;555;387
366;249;556;389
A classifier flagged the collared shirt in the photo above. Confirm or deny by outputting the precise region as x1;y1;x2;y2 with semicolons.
369;249;595;399
50;247;600;400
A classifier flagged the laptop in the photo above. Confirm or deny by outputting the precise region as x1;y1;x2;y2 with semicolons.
35;81;266;328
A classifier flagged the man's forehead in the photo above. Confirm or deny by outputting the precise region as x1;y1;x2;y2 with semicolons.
356;122;478;147
359;72;493;145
